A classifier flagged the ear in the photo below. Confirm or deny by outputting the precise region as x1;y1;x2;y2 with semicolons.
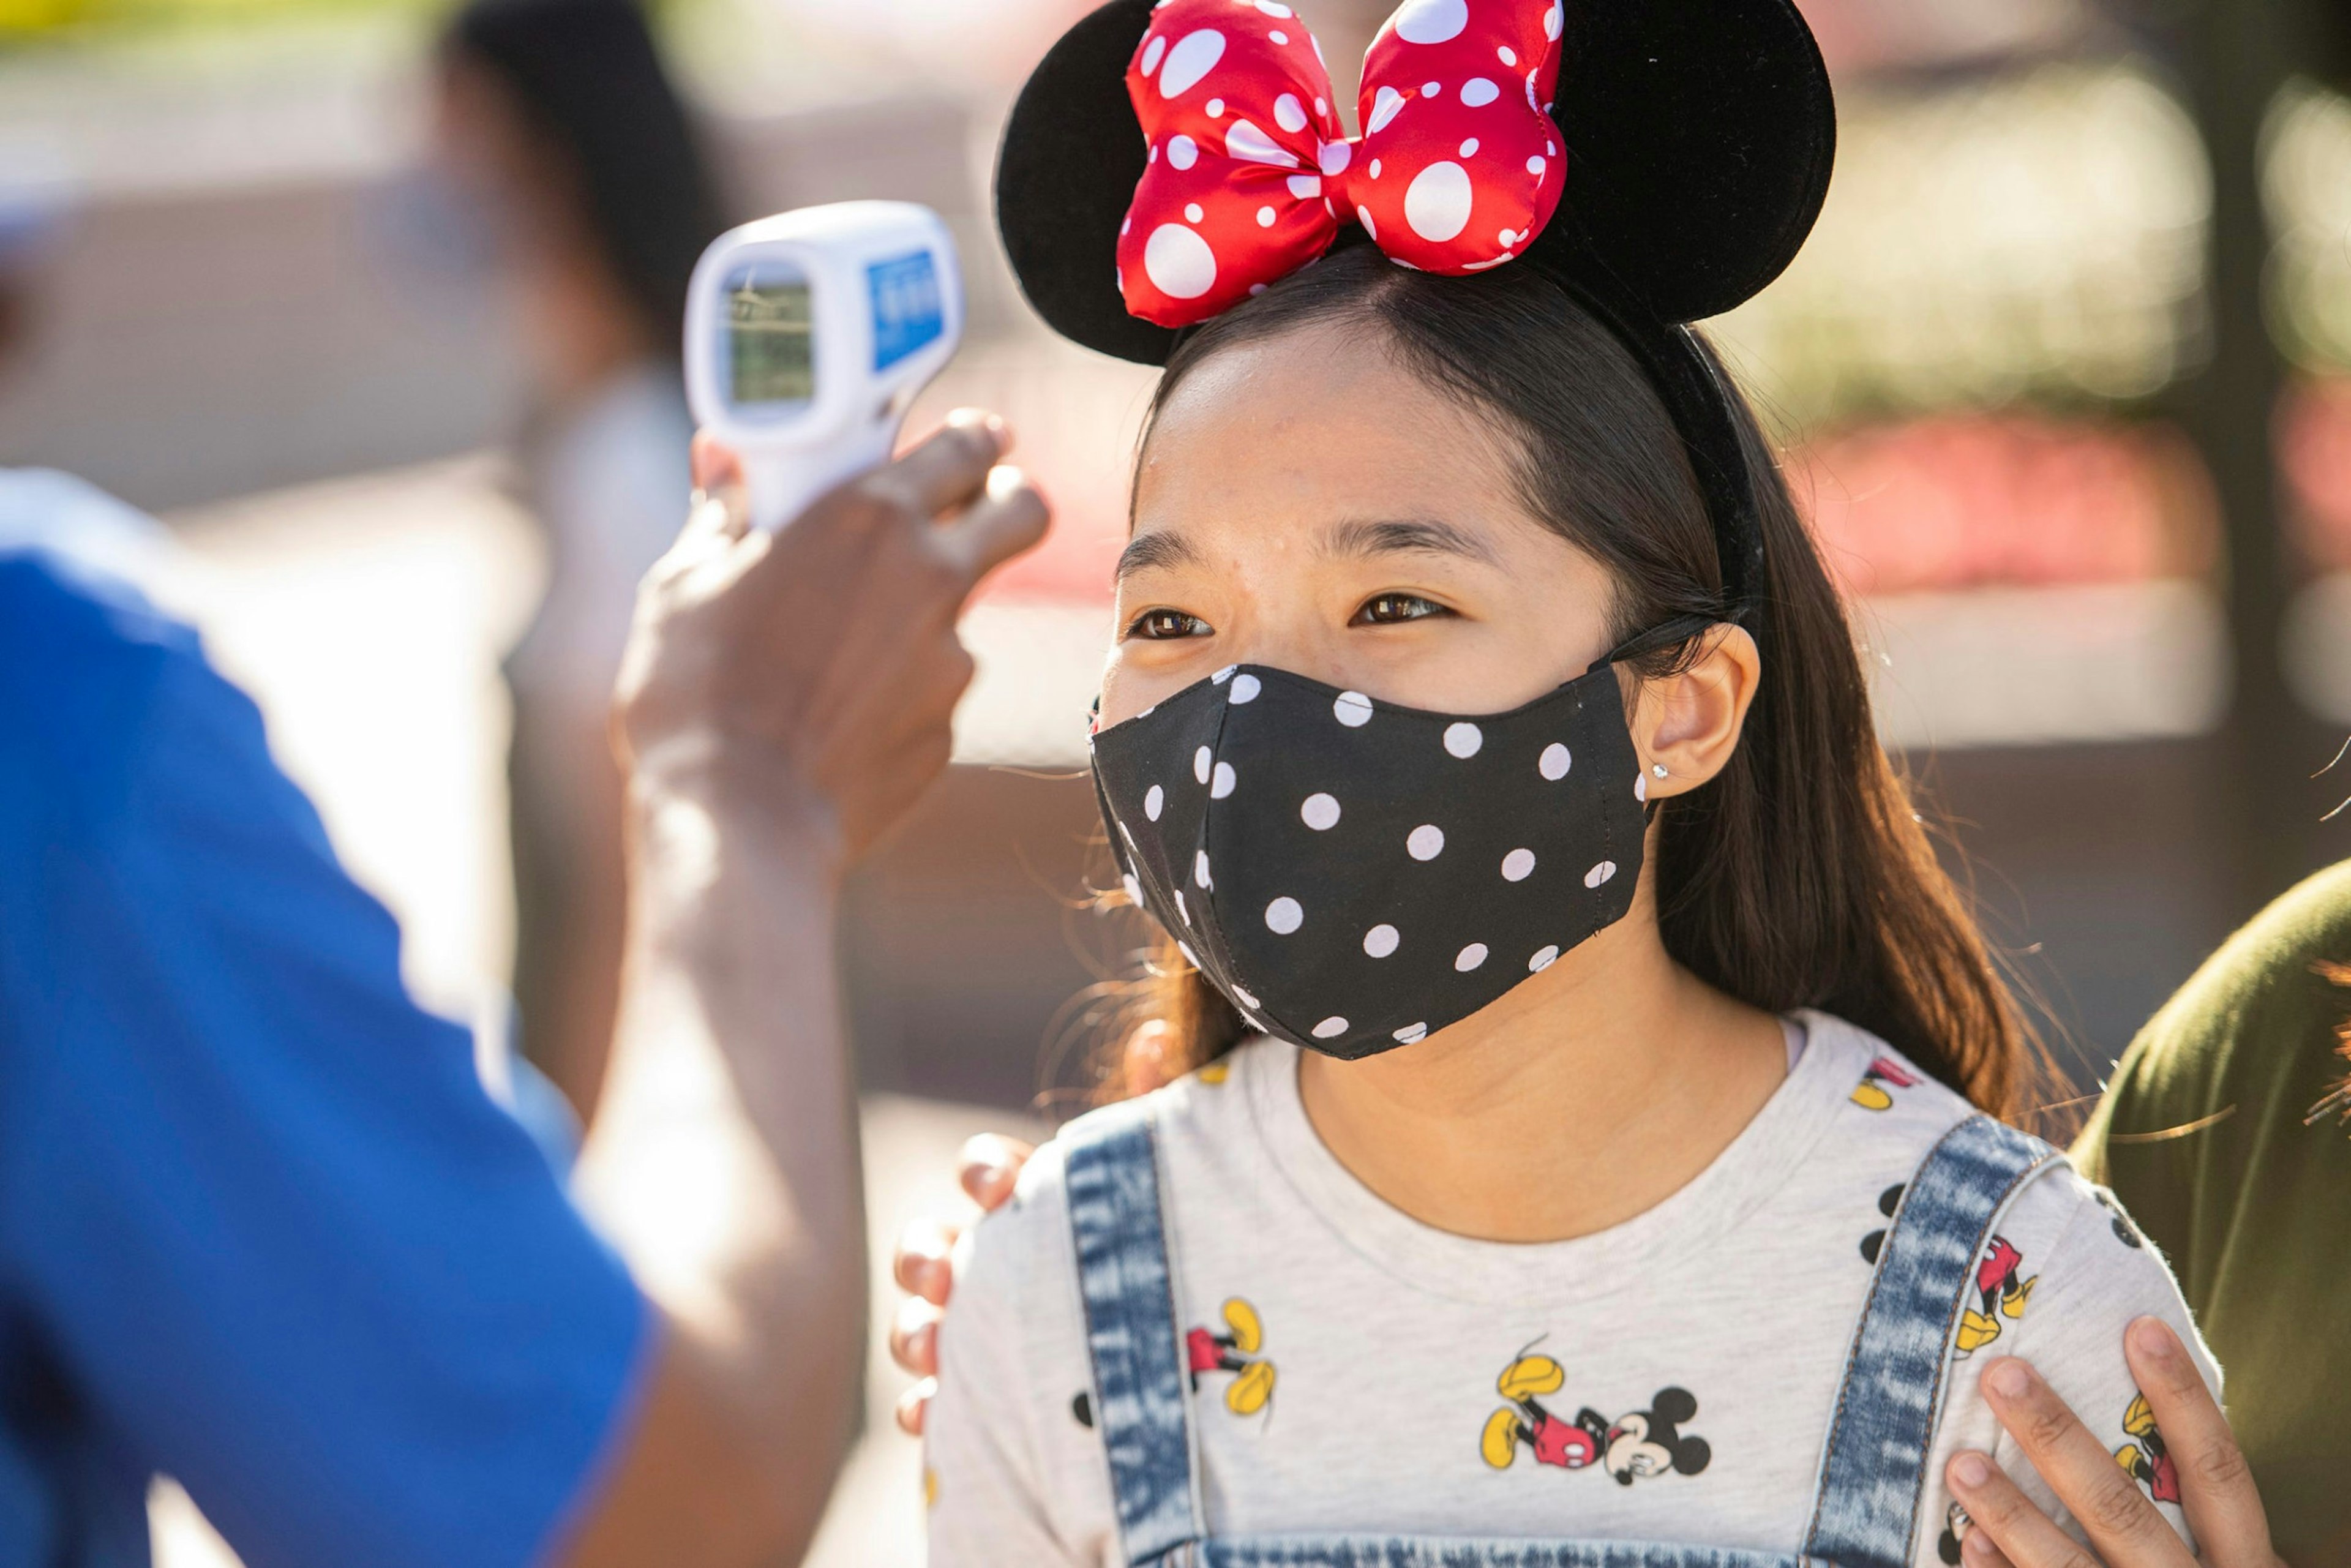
1627;626;1760;798
1651;1387;1698;1425
1674;1436;1712;1476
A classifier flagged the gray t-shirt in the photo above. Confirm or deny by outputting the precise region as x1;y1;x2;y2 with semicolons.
926;1011;2217;1565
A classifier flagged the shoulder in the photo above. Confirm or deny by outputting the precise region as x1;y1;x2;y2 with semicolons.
1799;1010;1982;1146
1996;1157;2164;1278
1952;1157;2218;1443
1796;1015;2134;1267
2085;861;2351;1159
0;536;212;830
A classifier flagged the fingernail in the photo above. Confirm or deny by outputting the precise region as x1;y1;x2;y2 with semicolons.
1985;1360;2030;1400
1952;1452;1992;1488
2130;1316;2178;1360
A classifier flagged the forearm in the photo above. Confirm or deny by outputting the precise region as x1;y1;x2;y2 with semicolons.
572;758;866;1558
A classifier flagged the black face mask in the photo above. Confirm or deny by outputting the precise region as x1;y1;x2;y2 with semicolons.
1091;656;1655;1060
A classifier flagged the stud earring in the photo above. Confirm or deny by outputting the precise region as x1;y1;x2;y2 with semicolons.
1651;763;1670;778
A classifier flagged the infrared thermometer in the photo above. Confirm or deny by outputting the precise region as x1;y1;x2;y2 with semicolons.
684;201;965;530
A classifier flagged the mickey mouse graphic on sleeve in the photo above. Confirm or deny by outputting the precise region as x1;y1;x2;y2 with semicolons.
2093;1187;2145;1248
1479;1348;1710;1484
2114;1392;2181;1504
1954;1234;2038;1355
1850;1055;1922;1111
1937;1501;1974;1564
1858;1182;1905;1264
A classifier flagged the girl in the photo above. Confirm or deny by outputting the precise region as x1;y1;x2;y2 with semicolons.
927;1;2218;1563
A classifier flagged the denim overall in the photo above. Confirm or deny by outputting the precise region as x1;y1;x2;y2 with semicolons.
1063;1104;2059;1568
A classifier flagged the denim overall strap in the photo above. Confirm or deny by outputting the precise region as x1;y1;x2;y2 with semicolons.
1802;1114;2060;1568
1065;1100;1202;1567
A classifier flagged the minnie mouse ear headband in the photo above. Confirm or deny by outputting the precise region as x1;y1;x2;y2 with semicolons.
995;0;1835;617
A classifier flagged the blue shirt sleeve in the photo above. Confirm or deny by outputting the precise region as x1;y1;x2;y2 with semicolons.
0;549;651;1568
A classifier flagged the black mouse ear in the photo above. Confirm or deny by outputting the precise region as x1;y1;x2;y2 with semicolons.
994;0;1178;366
1674;1436;1713;1476
1651;1386;1699;1424
1532;0;1835;325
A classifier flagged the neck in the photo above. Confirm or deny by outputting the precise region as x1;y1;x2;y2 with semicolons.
1295;867;1788;1244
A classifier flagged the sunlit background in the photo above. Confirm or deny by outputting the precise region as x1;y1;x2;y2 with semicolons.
6;0;2351;1559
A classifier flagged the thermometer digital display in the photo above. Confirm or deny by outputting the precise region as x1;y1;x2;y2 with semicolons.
686;201;964;530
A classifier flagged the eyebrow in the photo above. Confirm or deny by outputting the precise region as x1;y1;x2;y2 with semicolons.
1323;517;1501;566
1114;517;1499;580
1116;530;1202;580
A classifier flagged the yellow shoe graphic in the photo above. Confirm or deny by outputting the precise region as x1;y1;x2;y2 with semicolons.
924;1468;939;1509
1851;1082;1894;1111
2000;1277;2038;1321
1497;1354;1565;1401
1482;1406;1523;1469
2123;1392;2157;1439
2115;1441;2144;1477
1957;1309;2003;1352
1226;1360;1276;1415
1222;1297;1264;1356
1197;1061;1231;1085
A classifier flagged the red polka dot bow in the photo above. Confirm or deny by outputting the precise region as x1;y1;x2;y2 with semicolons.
1118;0;1565;326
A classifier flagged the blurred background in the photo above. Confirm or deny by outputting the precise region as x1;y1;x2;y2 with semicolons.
5;0;2351;1559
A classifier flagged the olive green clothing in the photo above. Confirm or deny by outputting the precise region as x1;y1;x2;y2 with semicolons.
2074;861;2351;1567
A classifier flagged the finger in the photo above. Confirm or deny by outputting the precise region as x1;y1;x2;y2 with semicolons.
1946;1449;2104;1568
934;464;1051;591
691;430;744;493
1123;1018;1177;1097
876;411;1010;519
2124;1318;2271;1568
1980;1358;2191;1567
894;1378;937;1438
893;1215;961;1307
958;1134;1035;1210
1957;1519;2021;1568
890;1296;943;1381
673;485;748;558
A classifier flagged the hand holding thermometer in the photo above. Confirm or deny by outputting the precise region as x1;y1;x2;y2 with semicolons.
684;201;965;531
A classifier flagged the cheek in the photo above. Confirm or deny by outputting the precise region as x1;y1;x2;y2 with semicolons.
1098;642;1194;727
1362;582;1618;714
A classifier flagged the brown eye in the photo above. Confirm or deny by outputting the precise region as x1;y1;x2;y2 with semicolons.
1129;608;1213;640
1354;593;1449;626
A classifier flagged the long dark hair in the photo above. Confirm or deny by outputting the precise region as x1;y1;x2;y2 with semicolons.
445;0;724;352
1097;243;2049;1122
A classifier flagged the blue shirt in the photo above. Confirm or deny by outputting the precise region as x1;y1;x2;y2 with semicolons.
0;508;650;1567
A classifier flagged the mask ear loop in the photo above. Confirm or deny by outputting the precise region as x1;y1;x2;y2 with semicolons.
1589;612;1721;673
1591;612;1722;825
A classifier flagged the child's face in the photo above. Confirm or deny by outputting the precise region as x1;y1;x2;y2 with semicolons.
1104;321;1618;728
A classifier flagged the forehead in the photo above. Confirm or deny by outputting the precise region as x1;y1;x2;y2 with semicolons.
1133;323;1530;533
